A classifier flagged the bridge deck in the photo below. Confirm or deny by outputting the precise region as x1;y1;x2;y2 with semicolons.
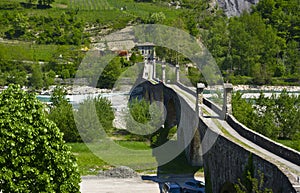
166;83;300;190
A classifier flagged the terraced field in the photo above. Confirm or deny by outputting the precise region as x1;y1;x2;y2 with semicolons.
69;0;112;10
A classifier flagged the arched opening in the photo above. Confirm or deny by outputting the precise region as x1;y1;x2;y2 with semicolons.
165;99;177;129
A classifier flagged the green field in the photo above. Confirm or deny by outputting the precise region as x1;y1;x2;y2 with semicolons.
69;0;112;10
68;141;204;176
0;43;80;62
68;141;152;175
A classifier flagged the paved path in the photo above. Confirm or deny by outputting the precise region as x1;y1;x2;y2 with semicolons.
80;177;160;193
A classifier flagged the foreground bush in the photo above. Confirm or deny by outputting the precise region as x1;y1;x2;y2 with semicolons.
0;85;81;192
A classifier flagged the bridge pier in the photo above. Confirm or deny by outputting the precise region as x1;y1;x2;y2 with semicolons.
222;83;233;120
196;83;205;117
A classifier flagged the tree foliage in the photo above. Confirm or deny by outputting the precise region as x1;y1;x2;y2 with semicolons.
197;0;300;85
4;10;87;45
30;63;43;90
0;85;80;192
97;57;123;89
48;86;81;142
235;154;272;193
233;91;300;140
126;98;166;144
235;171;272;193
75;96;115;142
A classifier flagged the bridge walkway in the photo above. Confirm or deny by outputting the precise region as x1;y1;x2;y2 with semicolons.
166;83;300;191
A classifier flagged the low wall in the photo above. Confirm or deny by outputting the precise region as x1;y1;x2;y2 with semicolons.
227;114;300;167
203;98;223;117
175;82;196;97
202;96;300;167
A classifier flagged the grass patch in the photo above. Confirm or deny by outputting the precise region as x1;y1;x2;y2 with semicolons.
68;141;153;175
114;140;151;150
67;143;110;175
275;139;300;152
159;150;202;175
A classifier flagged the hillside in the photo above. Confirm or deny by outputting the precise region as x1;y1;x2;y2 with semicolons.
0;0;299;89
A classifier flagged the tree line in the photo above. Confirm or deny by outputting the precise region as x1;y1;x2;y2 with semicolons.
2;10;88;45
198;0;299;85
145;0;299;86
233;90;300;150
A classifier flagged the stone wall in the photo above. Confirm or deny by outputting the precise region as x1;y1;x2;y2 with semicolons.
202;97;300;167
227;114;300;166
199;118;296;193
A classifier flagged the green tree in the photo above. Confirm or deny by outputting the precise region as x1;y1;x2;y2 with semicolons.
61;69;70;79
235;171;272;193
234;91;300;141
30;64;43;90
48;86;80;142
232;92;257;129
50;86;67;106
75;96;115;142
275;90;300;139
126;98;164;143
97;57;122;89
0;85;80;192
129;52;137;65
94;96;115;134
5;13;29;39
285;40;300;75
6;70;27;87
235;154;272;193
44;70;56;88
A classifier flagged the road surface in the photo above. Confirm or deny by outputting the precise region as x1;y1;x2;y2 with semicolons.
80;176;160;193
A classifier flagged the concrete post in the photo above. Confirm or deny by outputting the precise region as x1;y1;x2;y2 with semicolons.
197;83;205;117
175;65;180;82
153;57;156;80
162;64;166;84
223;83;233;120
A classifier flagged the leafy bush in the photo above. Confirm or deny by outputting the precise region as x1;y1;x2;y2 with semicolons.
0;85;81;192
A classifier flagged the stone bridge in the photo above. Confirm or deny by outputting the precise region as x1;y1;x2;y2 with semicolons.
135;60;300;193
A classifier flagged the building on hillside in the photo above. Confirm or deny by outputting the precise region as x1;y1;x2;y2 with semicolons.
136;42;156;61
